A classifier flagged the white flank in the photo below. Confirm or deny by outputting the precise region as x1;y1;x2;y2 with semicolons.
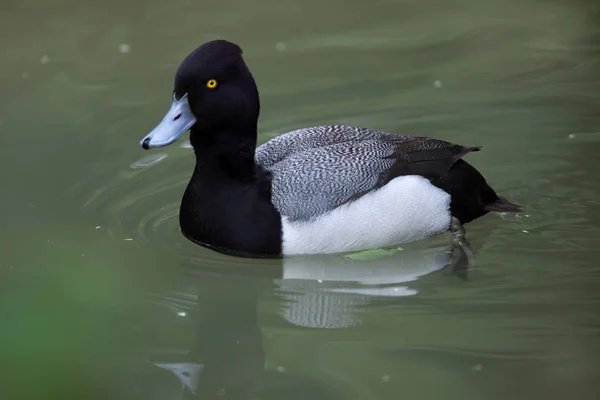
281;175;451;255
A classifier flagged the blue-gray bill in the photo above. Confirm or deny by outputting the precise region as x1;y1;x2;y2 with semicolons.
140;93;196;149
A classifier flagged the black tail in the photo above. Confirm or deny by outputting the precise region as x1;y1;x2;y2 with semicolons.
484;195;524;213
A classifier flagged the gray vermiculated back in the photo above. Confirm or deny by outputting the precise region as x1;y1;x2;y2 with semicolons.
255;125;416;221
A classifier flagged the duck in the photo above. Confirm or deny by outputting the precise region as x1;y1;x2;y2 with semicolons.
139;40;523;258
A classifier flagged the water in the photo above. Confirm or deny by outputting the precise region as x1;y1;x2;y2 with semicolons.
1;0;599;399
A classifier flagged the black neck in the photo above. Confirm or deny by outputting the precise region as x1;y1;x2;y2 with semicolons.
180;123;283;257
190;123;258;179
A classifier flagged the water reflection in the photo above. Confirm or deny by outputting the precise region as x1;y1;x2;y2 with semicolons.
278;243;456;328
150;275;265;399
142;240;464;398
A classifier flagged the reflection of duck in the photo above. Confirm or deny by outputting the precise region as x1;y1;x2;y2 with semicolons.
279;241;459;328
139;40;523;259
144;243;461;398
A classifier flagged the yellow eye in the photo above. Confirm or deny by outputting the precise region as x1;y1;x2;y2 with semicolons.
206;79;218;89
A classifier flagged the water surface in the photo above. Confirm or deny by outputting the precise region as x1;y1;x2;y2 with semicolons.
1;0;599;399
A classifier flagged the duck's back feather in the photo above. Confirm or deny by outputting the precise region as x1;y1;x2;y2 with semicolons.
256;125;477;221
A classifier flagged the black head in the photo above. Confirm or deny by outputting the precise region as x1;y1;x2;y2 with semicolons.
175;40;260;133
140;40;260;150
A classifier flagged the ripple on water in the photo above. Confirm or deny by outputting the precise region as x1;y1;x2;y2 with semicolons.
70;151;188;254
130;153;168;169
180;140;193;149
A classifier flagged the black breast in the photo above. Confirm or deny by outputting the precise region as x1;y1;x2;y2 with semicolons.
179;168;283;258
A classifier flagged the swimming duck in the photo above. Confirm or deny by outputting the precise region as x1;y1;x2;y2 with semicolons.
139;40;523;258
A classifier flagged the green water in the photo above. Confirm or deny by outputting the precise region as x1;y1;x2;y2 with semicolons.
1;0;600;399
